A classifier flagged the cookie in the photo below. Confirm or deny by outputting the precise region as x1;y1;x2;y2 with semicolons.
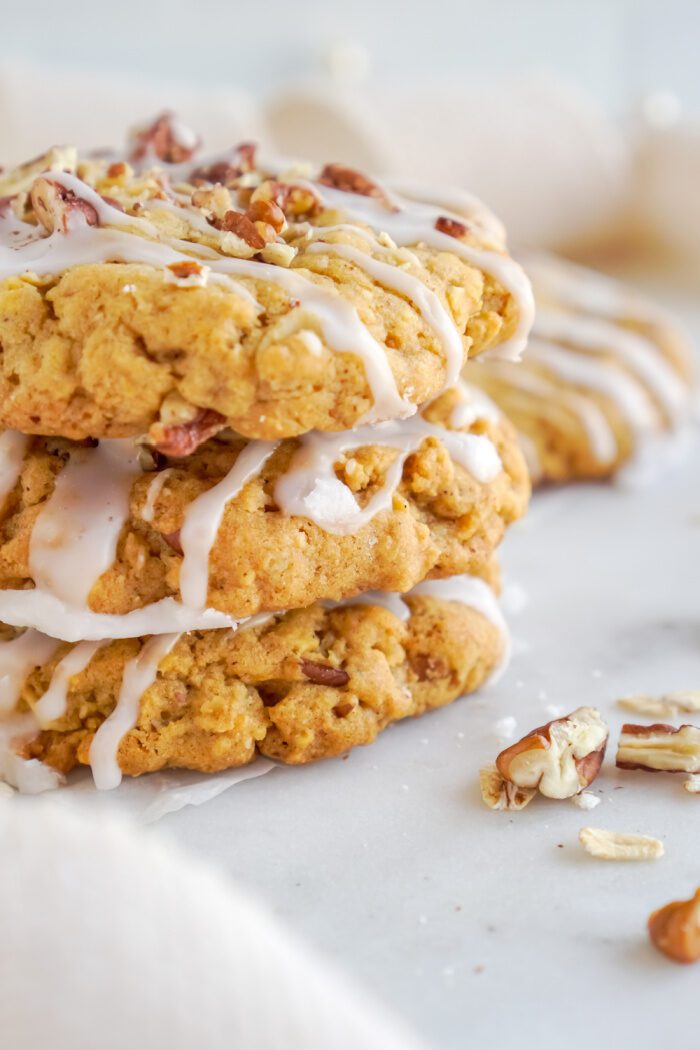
0;115;534;446
466;254;695;484
0;385;528;638
0;575;507;786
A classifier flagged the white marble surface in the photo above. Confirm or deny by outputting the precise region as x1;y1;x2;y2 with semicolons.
125;430;697;1048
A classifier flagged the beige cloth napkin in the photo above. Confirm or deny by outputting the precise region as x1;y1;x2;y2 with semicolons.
0;800;429;1050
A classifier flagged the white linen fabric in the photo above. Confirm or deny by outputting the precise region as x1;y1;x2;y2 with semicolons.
0;801;428;1050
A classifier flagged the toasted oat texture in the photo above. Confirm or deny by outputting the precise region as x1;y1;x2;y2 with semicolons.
0;124;529;444
466;254;695;485
15;591;504;776
0;388;528;617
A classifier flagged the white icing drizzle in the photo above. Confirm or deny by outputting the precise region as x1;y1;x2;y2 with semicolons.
331;573;509;681
29;439;141;607
409;574;510;680
324;590;411;621
524;252;681;328
304;181;535;361
0;712;63;793
386;180;507;241
0;431;28;510
305;240;464;387
449;380;501;429
141;467;174;523
89;633;180;791
33;639;107;726
47;172;158;232
527;339;658;441
202;254;414;423
482;362;618;464
179;441;279;610
0;592;238;643
274;417;501;535
517;432;543;482
533;309;689;424
0;630;61;714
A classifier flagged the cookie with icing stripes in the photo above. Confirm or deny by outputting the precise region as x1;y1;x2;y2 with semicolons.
1;574;507;787
466;254;695;485
0;114;533;447
0;385;528;634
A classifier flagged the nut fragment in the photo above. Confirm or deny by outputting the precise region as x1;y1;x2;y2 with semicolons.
30;177;98;234
299;659;349;687
319;163;389;203
129;112;200;165
479;764;536;811
252;179;322;220
648;888;700;963
150;407;226;457
578;827;664;861
618;691;700;719
246;197;286;233
190;143;257;185
683;774;700;794
435;215;469;239
167;260;206;281
570;790;601;811
495;707;609;801
217;209;267;249
616;723;700;773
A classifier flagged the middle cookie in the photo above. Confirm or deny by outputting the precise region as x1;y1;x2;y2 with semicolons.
0;385;528;637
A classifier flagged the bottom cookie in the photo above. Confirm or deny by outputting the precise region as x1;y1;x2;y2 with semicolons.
0;575;507;790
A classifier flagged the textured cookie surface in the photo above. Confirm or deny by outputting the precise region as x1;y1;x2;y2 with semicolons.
0;116;533;444
10;587;504;777
466;254;695;484
0;386;528;621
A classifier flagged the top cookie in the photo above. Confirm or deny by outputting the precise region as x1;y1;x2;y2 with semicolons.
0;113;533;447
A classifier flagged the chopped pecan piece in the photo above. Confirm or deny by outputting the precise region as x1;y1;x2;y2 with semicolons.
495;706;609;801
106;161;129;179
252;180;322;220
130;112;200;165
616;722;700;773
479;764;536;811
300;659;350;687
30;177;98;234
167;260;205;280
190;143;257;185
649;888;700;963
163;530;183;554
218;209;267;249
151;408;226;457
246;197;286;233
319;163;385;199
435;215;469;238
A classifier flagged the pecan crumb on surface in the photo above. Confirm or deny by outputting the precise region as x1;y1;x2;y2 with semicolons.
494;706;609;802
649;888;700;963
616;723;700;773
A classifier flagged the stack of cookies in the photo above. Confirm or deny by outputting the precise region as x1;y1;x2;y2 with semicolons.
0;114;532;792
